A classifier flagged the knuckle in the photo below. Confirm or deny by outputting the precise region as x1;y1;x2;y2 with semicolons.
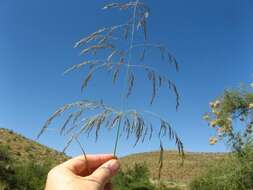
47;166;60;178
99;166;112;176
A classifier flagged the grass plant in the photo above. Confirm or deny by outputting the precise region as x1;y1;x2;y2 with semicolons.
38;1;184;177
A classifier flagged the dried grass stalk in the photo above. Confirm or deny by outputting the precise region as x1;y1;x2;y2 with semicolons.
39;100;184;160
40;0;184;180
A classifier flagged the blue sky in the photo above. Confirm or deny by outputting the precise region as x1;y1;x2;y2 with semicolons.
0;0;252;157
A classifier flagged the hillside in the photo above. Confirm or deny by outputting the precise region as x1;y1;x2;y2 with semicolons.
0;128;68;164
0;128;227;189
121;151;227;187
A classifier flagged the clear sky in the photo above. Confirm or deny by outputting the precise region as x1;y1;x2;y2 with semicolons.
0;0;252;157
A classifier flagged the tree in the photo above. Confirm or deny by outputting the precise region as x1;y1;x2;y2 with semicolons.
203;85;253;151
190;84;253;190
38;0;184;176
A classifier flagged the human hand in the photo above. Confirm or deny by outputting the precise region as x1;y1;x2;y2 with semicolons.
45;154;120;190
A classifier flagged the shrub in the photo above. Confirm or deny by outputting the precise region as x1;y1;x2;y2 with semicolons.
190;142;253;190
0;144;53;190
0;145;10;162
1;161;52;190
113;163;177;190
203;89;253;150
113;163;155;190
10;162;50;190
155;183;181;190
0;145;15;190
193;87;253;190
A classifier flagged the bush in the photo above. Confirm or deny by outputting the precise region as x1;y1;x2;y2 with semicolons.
0;161;51;190
156;183;181;190
190;143;253;190
195;88;253;190
0;145;10;162
0;144;52;190
7;162;50;190
113;163;155;190
203;89;253;150
0;145;14;188
113;163;176;190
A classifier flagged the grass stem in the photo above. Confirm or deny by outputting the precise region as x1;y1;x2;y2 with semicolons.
113;119;121;156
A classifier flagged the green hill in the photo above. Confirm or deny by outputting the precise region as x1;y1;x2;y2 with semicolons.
0;128;68;164
0;128;69;190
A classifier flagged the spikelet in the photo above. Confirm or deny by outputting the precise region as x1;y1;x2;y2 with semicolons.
80;44;114;55
81;71;93;92
146;70;156;104
149;123;153;140
74;28;107;48
60;114;74;135
126;71;135;97
102;3;120;10
37;104;71;139
63;135;75;153
112;65;121;84
63;61;91;75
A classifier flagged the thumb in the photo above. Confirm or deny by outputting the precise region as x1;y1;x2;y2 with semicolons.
87;159;120;187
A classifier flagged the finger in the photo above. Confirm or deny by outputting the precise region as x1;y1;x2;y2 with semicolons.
60;154;115;176
87;159;120;188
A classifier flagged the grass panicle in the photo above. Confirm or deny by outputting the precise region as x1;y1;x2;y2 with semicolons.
40;100;184;159
39;0;184;179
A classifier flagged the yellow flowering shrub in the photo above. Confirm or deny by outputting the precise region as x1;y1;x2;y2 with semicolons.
204;89;253;148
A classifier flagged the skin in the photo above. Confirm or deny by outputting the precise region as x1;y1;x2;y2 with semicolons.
45;154;120;190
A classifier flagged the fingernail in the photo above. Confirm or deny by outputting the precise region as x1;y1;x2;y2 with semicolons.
106;159;120;173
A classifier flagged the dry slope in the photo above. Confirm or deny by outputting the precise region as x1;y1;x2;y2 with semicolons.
0;128;68;164
121;151;227;185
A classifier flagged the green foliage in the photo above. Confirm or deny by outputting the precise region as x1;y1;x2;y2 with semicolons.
194;87;253;190
0;144;51;190
203;89;253;150
9;162;50;190
113;163;155;190
0;145;10;161
0;145;13;189
190;139;253;190
156;183;181;190
113;163;177;190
